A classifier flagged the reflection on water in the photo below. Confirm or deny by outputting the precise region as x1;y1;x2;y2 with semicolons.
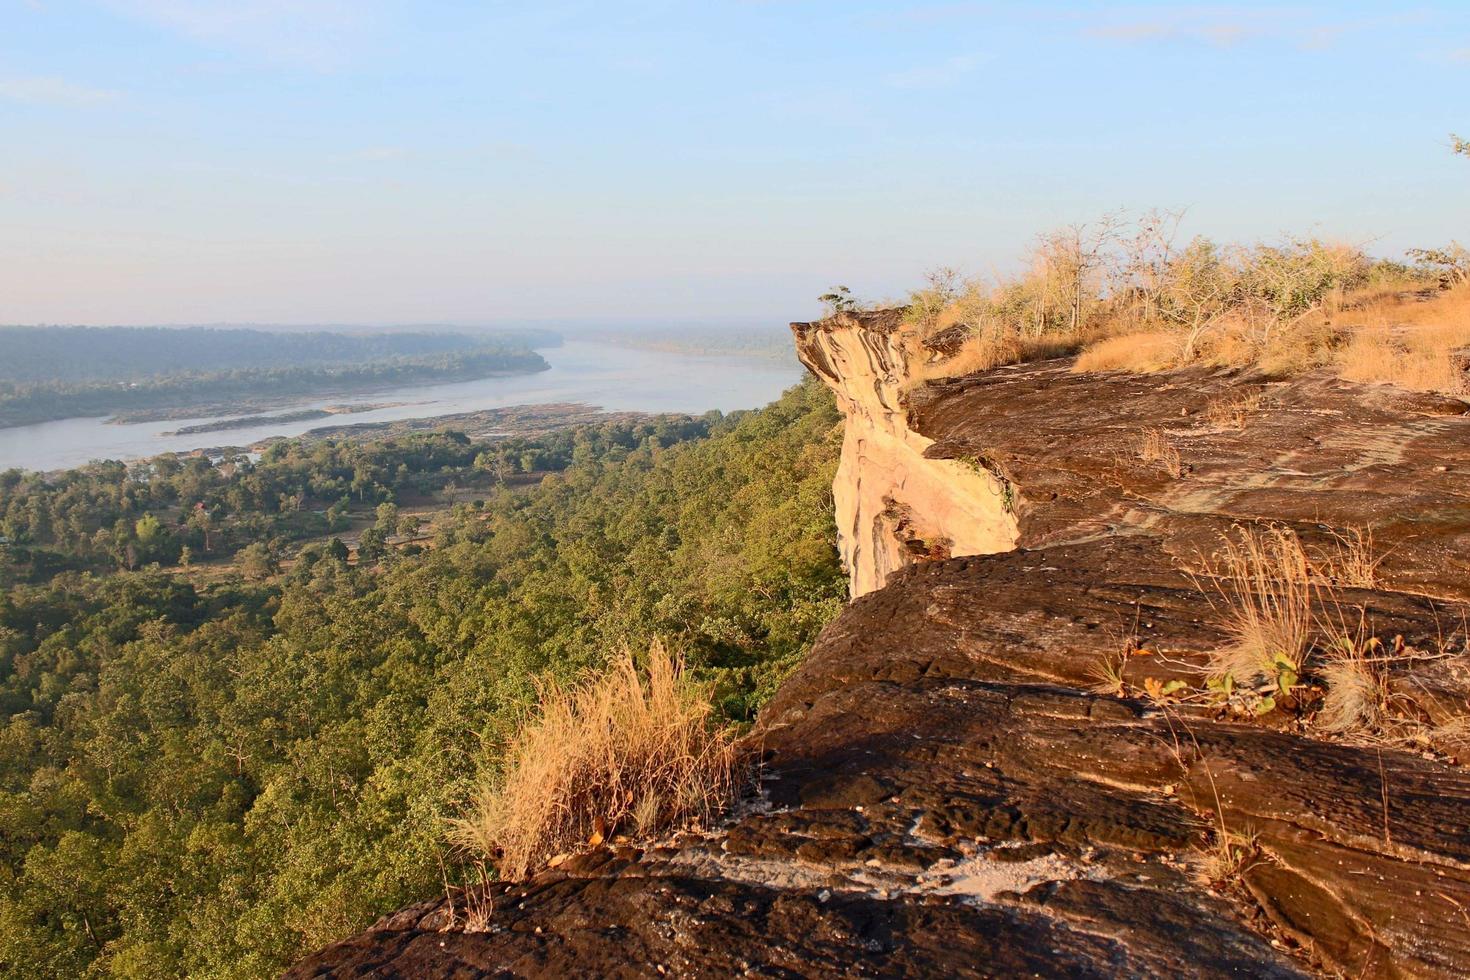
0;341;803;473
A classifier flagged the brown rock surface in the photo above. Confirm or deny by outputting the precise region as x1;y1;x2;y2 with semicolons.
288;311;1470;979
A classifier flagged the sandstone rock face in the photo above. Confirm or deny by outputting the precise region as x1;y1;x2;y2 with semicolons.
290;313;1470;979
790;310;1018;596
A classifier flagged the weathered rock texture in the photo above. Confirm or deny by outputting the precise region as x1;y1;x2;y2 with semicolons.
790;310;1018;596
289;311;1470;979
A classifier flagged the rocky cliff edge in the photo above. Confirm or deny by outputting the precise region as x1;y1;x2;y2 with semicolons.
288;310;1470;979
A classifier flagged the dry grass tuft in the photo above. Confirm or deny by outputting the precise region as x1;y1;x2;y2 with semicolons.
1316;622;1389;734
452;641;745;880
1430;716;1470;756
1072;331;1178;373
1315;526;1383;589
1138;428;1184;478
1203;391;1264;430
1198;830;1261;887
1089;646;1129;696
1202;525;1314;684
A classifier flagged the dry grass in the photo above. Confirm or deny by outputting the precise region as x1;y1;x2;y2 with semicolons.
1201;525;1314;684
1315;526;1383;589
907;328;1078;386
1072;331;1178;373
1430;716;1470;756
1203;391;1264;430
1198;830;1261;887
1315;615;1390;734
452;641;744;880
1070;278;1470;393
1337;323;1470;397
1138;428;1184;478
1088;646;1129;696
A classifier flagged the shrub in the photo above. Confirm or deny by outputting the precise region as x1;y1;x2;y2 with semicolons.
453;641;745;880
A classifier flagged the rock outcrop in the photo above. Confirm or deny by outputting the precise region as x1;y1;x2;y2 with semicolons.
790;310;1017;596
289;312;1470;979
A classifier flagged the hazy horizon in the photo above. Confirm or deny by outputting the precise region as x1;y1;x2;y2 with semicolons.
0;317;794;332
3;1;1468;326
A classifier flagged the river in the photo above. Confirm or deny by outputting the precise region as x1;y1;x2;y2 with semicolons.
0;340;804;473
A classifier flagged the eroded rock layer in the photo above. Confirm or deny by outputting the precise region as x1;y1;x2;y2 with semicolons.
290;312;1470;979
790;310;1018;596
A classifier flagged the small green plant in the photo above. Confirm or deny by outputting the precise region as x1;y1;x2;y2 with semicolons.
959;454;1018;514
1142;676;1188;701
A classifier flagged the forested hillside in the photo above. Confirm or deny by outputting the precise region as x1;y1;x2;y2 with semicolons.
0;378;844;978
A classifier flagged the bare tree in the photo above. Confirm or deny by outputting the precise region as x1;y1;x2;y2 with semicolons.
1116;209;1187;322
1158;237;1236;360
1034;215;1124;337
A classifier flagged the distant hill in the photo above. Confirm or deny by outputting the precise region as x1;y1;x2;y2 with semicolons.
0;325;559;385
0;326;553;428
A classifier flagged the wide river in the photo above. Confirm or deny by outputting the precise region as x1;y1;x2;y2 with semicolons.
0;340;804;473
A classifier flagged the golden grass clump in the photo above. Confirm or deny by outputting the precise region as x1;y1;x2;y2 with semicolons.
1316;526;1383;589
1337;314;1470;396
1203;391;1264;430
1203;525;1314;685
1138;428;1184;478
1313;609;1389;735
1317;655;1384;734
453;641;744;880
906;327;1078;386
1072;331;1178;373
1197;830;1261;888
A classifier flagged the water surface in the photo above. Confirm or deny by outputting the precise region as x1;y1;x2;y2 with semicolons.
0;341;802;472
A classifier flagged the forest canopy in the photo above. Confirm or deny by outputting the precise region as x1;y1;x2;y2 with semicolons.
0;377;844;978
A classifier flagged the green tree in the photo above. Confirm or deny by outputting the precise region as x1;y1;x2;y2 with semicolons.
238;541;278;580
373;502;399;535
356;527;387;564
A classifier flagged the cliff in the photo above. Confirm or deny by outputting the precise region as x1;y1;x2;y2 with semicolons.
790;310;1017;596
289;311;1470;979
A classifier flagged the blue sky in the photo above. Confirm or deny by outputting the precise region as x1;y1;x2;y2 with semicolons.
1;1;1466;326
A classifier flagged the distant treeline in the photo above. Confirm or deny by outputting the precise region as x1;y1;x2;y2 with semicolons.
0;348;550;429
0;325;558;385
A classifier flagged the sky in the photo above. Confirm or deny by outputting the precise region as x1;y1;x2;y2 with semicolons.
1;1;1467;327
